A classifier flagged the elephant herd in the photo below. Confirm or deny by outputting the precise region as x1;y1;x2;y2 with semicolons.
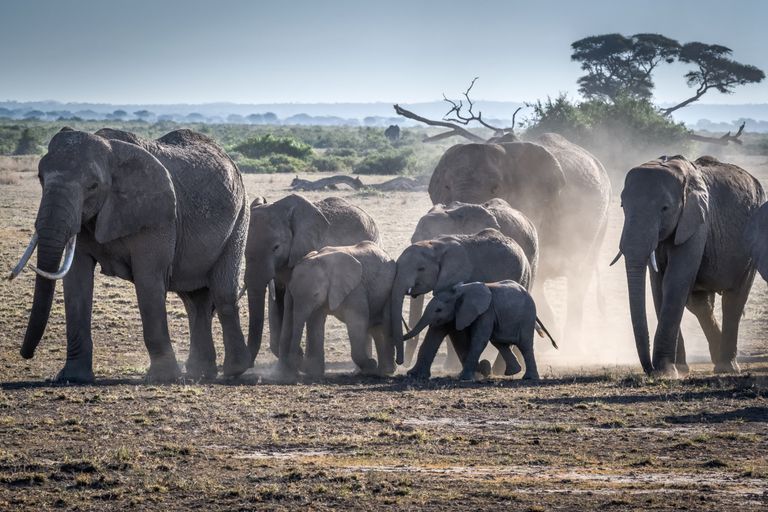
8;127;767;384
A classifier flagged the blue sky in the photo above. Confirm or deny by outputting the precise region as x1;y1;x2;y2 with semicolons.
1;0;766;105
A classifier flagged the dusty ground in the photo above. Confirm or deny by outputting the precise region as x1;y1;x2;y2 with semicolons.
0;153;766;510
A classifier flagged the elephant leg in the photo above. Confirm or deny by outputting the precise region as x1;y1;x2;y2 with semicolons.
458;329;491;381
443;337;463;372
491;342;522;376
211;285;250;379
686;291;721;369
518;336;539;380
268;284;286;357
404;294;425;366
650;269;688;375
718;276;754;374
408;326;449;379
302;310;327;377
58;251;97;383
347;316;377;375
179;289;217;380
371;326;395;376
133;274;179;383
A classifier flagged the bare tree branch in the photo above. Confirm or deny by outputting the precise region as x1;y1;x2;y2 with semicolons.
687;121;745;145
393;104;486;143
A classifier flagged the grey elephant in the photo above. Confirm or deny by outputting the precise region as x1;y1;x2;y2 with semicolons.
245;194;379;363
615;155;765;376
428;133;611;337
745;202;768;282
279;241;396;379
9;128;251;383
404;281;557;380
389;228;531;365
406;198;539;368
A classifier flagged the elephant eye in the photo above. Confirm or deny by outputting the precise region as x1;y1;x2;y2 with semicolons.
87;182;98;191
435;308;442;312
272;244;280;252
661;205;669;212
417;266;425;272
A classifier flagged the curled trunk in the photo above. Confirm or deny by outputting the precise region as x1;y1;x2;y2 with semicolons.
625;261;653;374
403;310;431;341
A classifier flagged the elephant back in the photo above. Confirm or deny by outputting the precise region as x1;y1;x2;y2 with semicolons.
316;197;381;247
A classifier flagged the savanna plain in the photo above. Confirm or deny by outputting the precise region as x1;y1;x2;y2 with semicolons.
0;154;766;510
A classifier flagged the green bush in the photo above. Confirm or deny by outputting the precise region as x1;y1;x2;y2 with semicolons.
231;134;313;160
236;154;309;174
310;155;348;173
353;150;411;175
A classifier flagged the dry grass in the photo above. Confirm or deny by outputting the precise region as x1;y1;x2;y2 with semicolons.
0;157;766;510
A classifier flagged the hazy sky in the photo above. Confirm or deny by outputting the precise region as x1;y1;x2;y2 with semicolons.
1;0;766;105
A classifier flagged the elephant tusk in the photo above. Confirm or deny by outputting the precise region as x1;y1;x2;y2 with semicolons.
29;235;77;280
608;250;622;267
650;250;659;273
406;287;412;295
268;279;276;301
8;232;38;280
237;284;247;301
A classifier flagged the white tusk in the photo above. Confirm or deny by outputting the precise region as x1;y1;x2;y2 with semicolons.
237;284;247;301
650;250;659;273
29;235;77;280
8;232;38;280
268;279;276;301
406;287;412;295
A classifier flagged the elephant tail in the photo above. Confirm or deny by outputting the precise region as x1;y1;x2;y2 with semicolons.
535;317;558;349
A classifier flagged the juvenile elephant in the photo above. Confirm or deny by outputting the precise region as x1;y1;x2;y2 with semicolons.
390;228;531;365
9;128;251;383
428;134;611;338
616;156;765;376
406;198;539;367
745;202;768;282
404;281;557;380
280;242;396;379
245;194;379;362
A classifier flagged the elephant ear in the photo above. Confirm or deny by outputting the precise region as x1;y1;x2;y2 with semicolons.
674;161;709;245
320;251;363;311
284;194;331;266
433;240;472;292
95;140;176;244
500;142;566;196
455;282;492;330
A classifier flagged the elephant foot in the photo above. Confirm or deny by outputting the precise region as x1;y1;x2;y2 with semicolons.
357;358;379;376
522;371;540;381
54;363;95;385
145;357;181;384
185;357;217;380
222;354;250;378
477;359;492;378
301;357;325;378
406;366;430;380
377;359;396;377
651;360;679;379
714;360;740;374
458;370;476;382
269;361;299;384
504;359;523;377
675;363;690;377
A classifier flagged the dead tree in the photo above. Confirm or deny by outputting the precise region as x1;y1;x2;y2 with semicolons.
687;122;746;146
394;77;522;143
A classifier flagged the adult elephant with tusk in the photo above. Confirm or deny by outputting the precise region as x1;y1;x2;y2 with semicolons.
616;155;765;377
10;127;252;383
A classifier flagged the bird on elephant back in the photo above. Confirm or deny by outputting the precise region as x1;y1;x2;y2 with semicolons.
613;155;765;377
427;133;611;346
9;127;252;383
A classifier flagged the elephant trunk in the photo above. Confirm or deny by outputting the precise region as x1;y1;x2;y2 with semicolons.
20;202;76;359
389;281;407;365
404;294;425;365
245;267;271;364
403;311;431;341
625;261;653;374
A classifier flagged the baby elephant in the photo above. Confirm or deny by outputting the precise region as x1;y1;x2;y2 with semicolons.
279;241;396;379
404;280;556;381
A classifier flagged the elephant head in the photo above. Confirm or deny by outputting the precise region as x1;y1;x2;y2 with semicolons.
428;142;565;226
617;156;708;373
411;202;501;244
245;194;330;360
403;282;492;340
745;203;768;282
390;237;472;365
11;128;176;359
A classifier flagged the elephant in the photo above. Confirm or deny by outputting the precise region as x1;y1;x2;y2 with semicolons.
404;281;557;381
245;194;379;363
615;155;765;376
389;228;531;366
745;202;768;282
428;133;611;339
9;127;251;383
405;198;539;368
279;241;396;379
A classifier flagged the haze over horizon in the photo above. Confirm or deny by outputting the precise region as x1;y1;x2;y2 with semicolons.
1;0;766;106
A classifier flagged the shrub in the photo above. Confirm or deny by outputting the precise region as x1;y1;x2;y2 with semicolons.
353;150;411;175
236;154;309;174
231;134;313;160
310;155;348;173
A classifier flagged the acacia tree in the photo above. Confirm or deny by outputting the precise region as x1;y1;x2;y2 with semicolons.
571;33;680;101
662;42;766;115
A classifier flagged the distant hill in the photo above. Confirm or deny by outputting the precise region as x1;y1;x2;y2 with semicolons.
1;100;767;132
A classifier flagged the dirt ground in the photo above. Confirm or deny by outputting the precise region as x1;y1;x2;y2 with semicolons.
0;153;766;510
